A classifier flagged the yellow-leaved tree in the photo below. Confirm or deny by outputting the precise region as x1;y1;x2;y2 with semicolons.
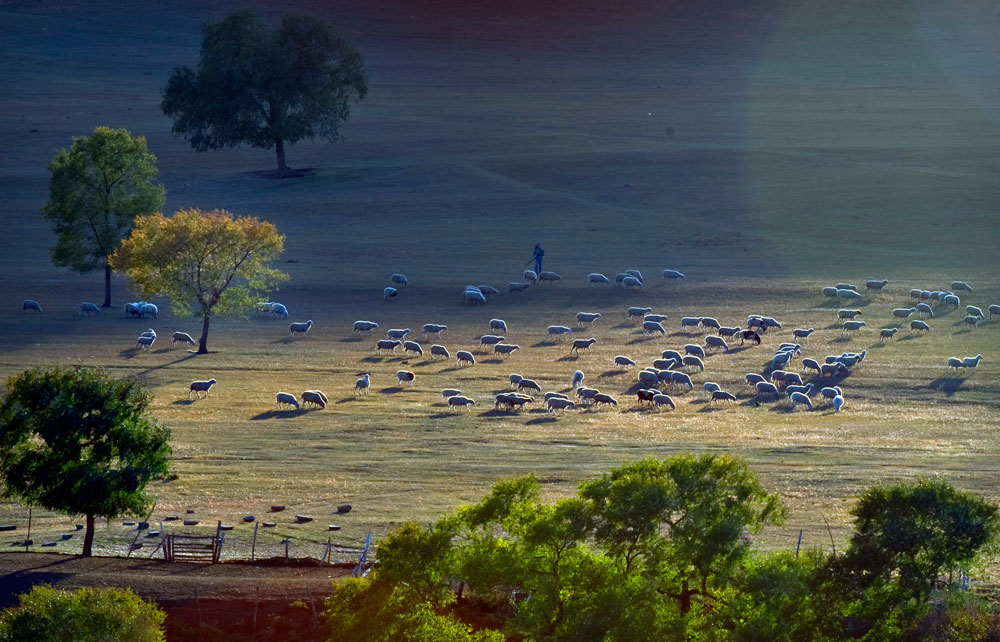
110;208;287;353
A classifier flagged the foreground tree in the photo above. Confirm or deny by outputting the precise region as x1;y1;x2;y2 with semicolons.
39;126;166;307
0;585;165;642
110;208;287;353
0;367;171;557
161;9;368;177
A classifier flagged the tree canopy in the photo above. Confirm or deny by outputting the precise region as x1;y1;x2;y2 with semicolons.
110;208;287;353
0;367;171;557
39;126;166;307
161;9;368;176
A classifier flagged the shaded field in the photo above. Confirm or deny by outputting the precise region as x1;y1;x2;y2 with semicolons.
0;0;998;578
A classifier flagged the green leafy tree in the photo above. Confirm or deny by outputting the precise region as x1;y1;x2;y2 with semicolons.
39;126;166;307
161;9;368;177
0;585;165;642
110;208;287;354
0;367;171;557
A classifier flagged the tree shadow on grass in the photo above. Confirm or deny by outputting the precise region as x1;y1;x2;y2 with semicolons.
132;352;200;377
627;336;659;345
531;340;560;348
335;397;360;404
477;409;513;418
557;355;579;362
481;358;503;365
599;369;627;378
339;337;363;343
171;399;195;406
929;375;966;397
379;387;406;394
251;408;309;420
360;356;383;364
526;416;558;425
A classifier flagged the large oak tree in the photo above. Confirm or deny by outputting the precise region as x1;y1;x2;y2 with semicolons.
161;9;368;177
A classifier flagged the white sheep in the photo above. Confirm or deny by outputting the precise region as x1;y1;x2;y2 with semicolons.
745;373;766;388
837;289;863;300
684;344;706;358
866;279;889;293
699;317;721;330
593;392;619;408
139;328;156;339
680;316;701;331
910;320;931;332
836;283;858;292
622;276;642;290
788;391;812;411
702;382;721;397
576;312;602;326
354;373;371;395
964;315;982;329
396;370;416;386
441;389;462;399
571;369;585;388
681;355;704;372
374;339;402;354
384;287;398;302
479;334;506;349
586;273;611;286
637;370;660;387
891;307;916;319
136;334;156;350
494;343;520;358
140;302;158;318
276;392;300;409
832;395;845;412
547;397;577;412
966;305;985;319
508;281;531;294
289;320;313;337
124;302;143;317
652;394;676;410
705;336;729;351
422;323;448;338
354;320;379;334
538;271;561;283
447;395;476;410
575;387;600;404
644;313;668;324
509;374;523;388
463;288;487;306
188;379;217;399
989;304;1000;320
172;332;196;347
403;340;424;356
545;392;570;401
387;328;411;340
801;358;822;375
820;386;842;400
942;294;961;307
391;273;409;288
614;355;636;368
838;309;862;320
756;382;780;398
627;306;653;321
842;320;867;334
22;299;42;313
950;281;972;292
430;344;450;359
792;328;814;342
518;378;542;393
915;303;934;318
456;350;476;366
643;319;666;335
879;327;899;342
79;302;101;316
962;354;983;370
570;338;597;353
662;269;685;280
523;270;538;283
822;287;839;297
909;289;923;300
490;318;508;333
711;390;736;404
477;285;500;297
671;372;694;390
785;383;814;397
302;390;329;408
547;325;573;335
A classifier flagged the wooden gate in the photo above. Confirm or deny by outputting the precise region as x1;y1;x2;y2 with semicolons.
164;534;221;563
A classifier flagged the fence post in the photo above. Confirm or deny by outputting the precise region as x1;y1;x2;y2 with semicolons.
795;530;803;557
24;508;31;552
251;522;259;563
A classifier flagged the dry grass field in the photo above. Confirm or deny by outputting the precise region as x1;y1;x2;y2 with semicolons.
0;0;998;577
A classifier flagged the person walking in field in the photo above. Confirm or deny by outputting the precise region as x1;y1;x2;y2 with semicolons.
530;244;544;274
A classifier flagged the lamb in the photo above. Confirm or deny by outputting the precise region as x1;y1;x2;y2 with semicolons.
479;334;506;349
879;327;899;342
571;369;585;388
508;281;531;294
662;269;685;280
837;289;863;300
587;273;612;286
509;374;523;388
745;373;766;388
644;314;669;324
136;334;156;350
837;309;862;320
353;373;371;395
188;379;217;399
447;395;476;410
538;271;562;283
396;370;416;386
391;273;409;288
950;281;973;292
718;326;741;338
289;320;313;337
835;283;858;292
832;395;845;412
792;328;815;342
866;279;889;293
684;343;706;358
518;378;542;393
441;389;463;400
547;325;573;335
915;303;934;318
593;393;619;408
489;318;508;333
682;355;705;372
910;319;931;332
403;341;424;356
942;294;961;307
354;320;379;334
384;287;398;302
788;392;812;410
680;316;702;331
576;312;602;326
822;287;839;297
547;397;577;412
627;307;653;321
842;320;867;334
756;382;780;399
463;289;487;306
990;304;1000;320
456;350;476;366
302;390;329;409
494;343;521;357
523;269;538;283
820;386;842;400
643;320;666;335
891;307;916;319
964;315;982;329
275;392;300;409
570;338;597;353
702;382;722;397
966;305;985;319
705;336;729;351
785;383;814;397
172;332;196;347
387;328;411;340
699;317;722;330
375;339;402;354
422;323;448;338
711;390;737;404
79;302;101;316
652;394;677;410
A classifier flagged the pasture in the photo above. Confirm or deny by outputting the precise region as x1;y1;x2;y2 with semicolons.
0;0;998;569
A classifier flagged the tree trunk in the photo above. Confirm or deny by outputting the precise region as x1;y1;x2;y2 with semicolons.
275;137;288;177
82;513;95;557
198;312;211;354
679;579;691;615
103;263;112;308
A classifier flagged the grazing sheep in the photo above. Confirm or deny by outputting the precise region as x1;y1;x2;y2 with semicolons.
124;302;143;318
910;289;924;300
627;306;653;321
785;383;814;397
822;287;839;297
622;275;642;290
375;339;402;354
403;340;424;356
866;279;889;293
463;288;487;306
489;318;508;333
943;294;961;307
456;350;476;366
711;390;736;404
684;343;706;358
891;308;916;319
837;289;863;300
661;349;683;362
680;316;702;331
989;304;1000;320
836;283;858;292
136;334;156;350
792;328;814;342
820;363;848;377
746;373;766;387
477;285;500;298
494;343;521;358
662;269;685;280
637;370;660;387
354;320;379;334
966;305;985;319
518;378;542;393
571;337;597;353
391;273;409;288
396;370;416;386
547;397;577;412
139;328;156;339
625;269;643;282
635;388;657;406
671;372;694;391
593;392;619;408
681;355;704;372
789;392;813;410
951;281;972;292
479;334;506;349
587;273;612;286
188;379;217;399
21;299;42;313
700;317;722;330
577;312;602;326
276;392;300;409
879;327;899;342
832;395;845;412
547;325;573;335
643;320;666;335
760;317;782;330
769;370;789;384
267;302;288;319
770;351;794;370
509;374;524;388
820;386;843;400
441;388;462;399
910;319;931;333
172;332;196;347
782;372;803;386
422;323;448;338
302;390;328;409
387;328;411;340
946;357;965;373
614;355;636;368
838;309;862;320
354;373;371;395
718;326;741;337
964;315;982;329
652;393;677;410
384;287;398;302
739;330;762;345
915;303;934;318
508;281;531;294
644;313;669;324
139;302;158;319
538;271;562;283
571;370;585;388
842;320;867;334
705;336;729;351
544;392;570;401
78;302;101;316
703;382;722;397
801;358;822;375
448;395;476;410
289;320;313;337
746;316;765;330
756;382;780;398
523;270;538;283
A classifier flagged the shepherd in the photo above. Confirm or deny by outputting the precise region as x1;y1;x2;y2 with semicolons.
529;244;544;274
